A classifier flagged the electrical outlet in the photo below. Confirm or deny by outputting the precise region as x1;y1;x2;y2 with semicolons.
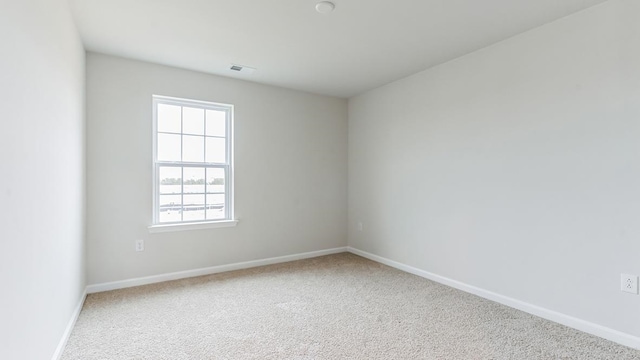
620;274;638;294
135;239;144;252
357;222;363;231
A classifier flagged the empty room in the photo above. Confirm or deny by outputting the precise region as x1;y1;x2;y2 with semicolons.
2;0;640;359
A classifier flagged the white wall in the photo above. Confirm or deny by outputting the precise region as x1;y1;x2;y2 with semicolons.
349;0;640;341
0;1;86;359
86;53;347;285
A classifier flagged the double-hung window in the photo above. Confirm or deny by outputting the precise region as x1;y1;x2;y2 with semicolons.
152;95;234;229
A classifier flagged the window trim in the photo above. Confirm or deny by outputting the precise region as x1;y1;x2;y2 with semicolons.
148;220;238;233
150;95;235;230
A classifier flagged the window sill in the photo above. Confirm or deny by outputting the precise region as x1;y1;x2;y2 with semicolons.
148;220;239;233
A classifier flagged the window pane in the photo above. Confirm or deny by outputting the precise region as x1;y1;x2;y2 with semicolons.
183;107;205;135
159;167;181;194
157;133;181;161
205;137;226;163
206;168;225;193
183;194;205;221
183;167;205;194
157;104;181;133
206;194;225;220
206;109;226;137
182;135;204;162
159;195;182;223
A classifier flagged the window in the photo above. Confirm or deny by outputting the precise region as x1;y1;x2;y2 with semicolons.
151;95;234;229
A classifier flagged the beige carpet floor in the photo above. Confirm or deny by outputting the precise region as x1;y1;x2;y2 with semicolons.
62;253;640;359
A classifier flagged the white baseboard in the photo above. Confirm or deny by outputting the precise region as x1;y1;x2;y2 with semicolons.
51;288;87;360
347;246;640;350
87;247;348;294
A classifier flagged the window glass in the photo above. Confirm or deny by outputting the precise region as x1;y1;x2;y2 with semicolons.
183;107;205;135
206;109;226;137
157;134;181;161
157;104;181;133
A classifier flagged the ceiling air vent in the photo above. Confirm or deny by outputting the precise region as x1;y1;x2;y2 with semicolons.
229;64;256;74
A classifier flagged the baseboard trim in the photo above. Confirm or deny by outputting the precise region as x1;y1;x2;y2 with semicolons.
87;247;348;294
347;246;640;350
51;288;87;360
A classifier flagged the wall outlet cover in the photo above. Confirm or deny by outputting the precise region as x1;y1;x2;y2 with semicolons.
620;273;638;294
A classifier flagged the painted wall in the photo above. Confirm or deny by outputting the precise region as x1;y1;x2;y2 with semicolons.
349;0;640;339
0;1;86;359
86;53;347;285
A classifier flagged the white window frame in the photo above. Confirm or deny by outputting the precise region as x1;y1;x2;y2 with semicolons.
149;95;237;233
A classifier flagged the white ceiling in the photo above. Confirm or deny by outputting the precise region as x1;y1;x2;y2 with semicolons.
70;0;608;98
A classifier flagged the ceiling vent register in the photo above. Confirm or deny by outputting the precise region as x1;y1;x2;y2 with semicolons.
229;64;256;74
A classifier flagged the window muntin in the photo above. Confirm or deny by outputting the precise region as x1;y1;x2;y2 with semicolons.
153;95;233;224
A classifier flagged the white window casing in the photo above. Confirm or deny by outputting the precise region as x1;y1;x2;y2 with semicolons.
149;95;237;232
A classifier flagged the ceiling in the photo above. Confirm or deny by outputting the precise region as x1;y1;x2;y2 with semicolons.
70;0;608;98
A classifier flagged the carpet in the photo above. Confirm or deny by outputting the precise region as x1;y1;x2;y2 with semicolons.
61;253;640;359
